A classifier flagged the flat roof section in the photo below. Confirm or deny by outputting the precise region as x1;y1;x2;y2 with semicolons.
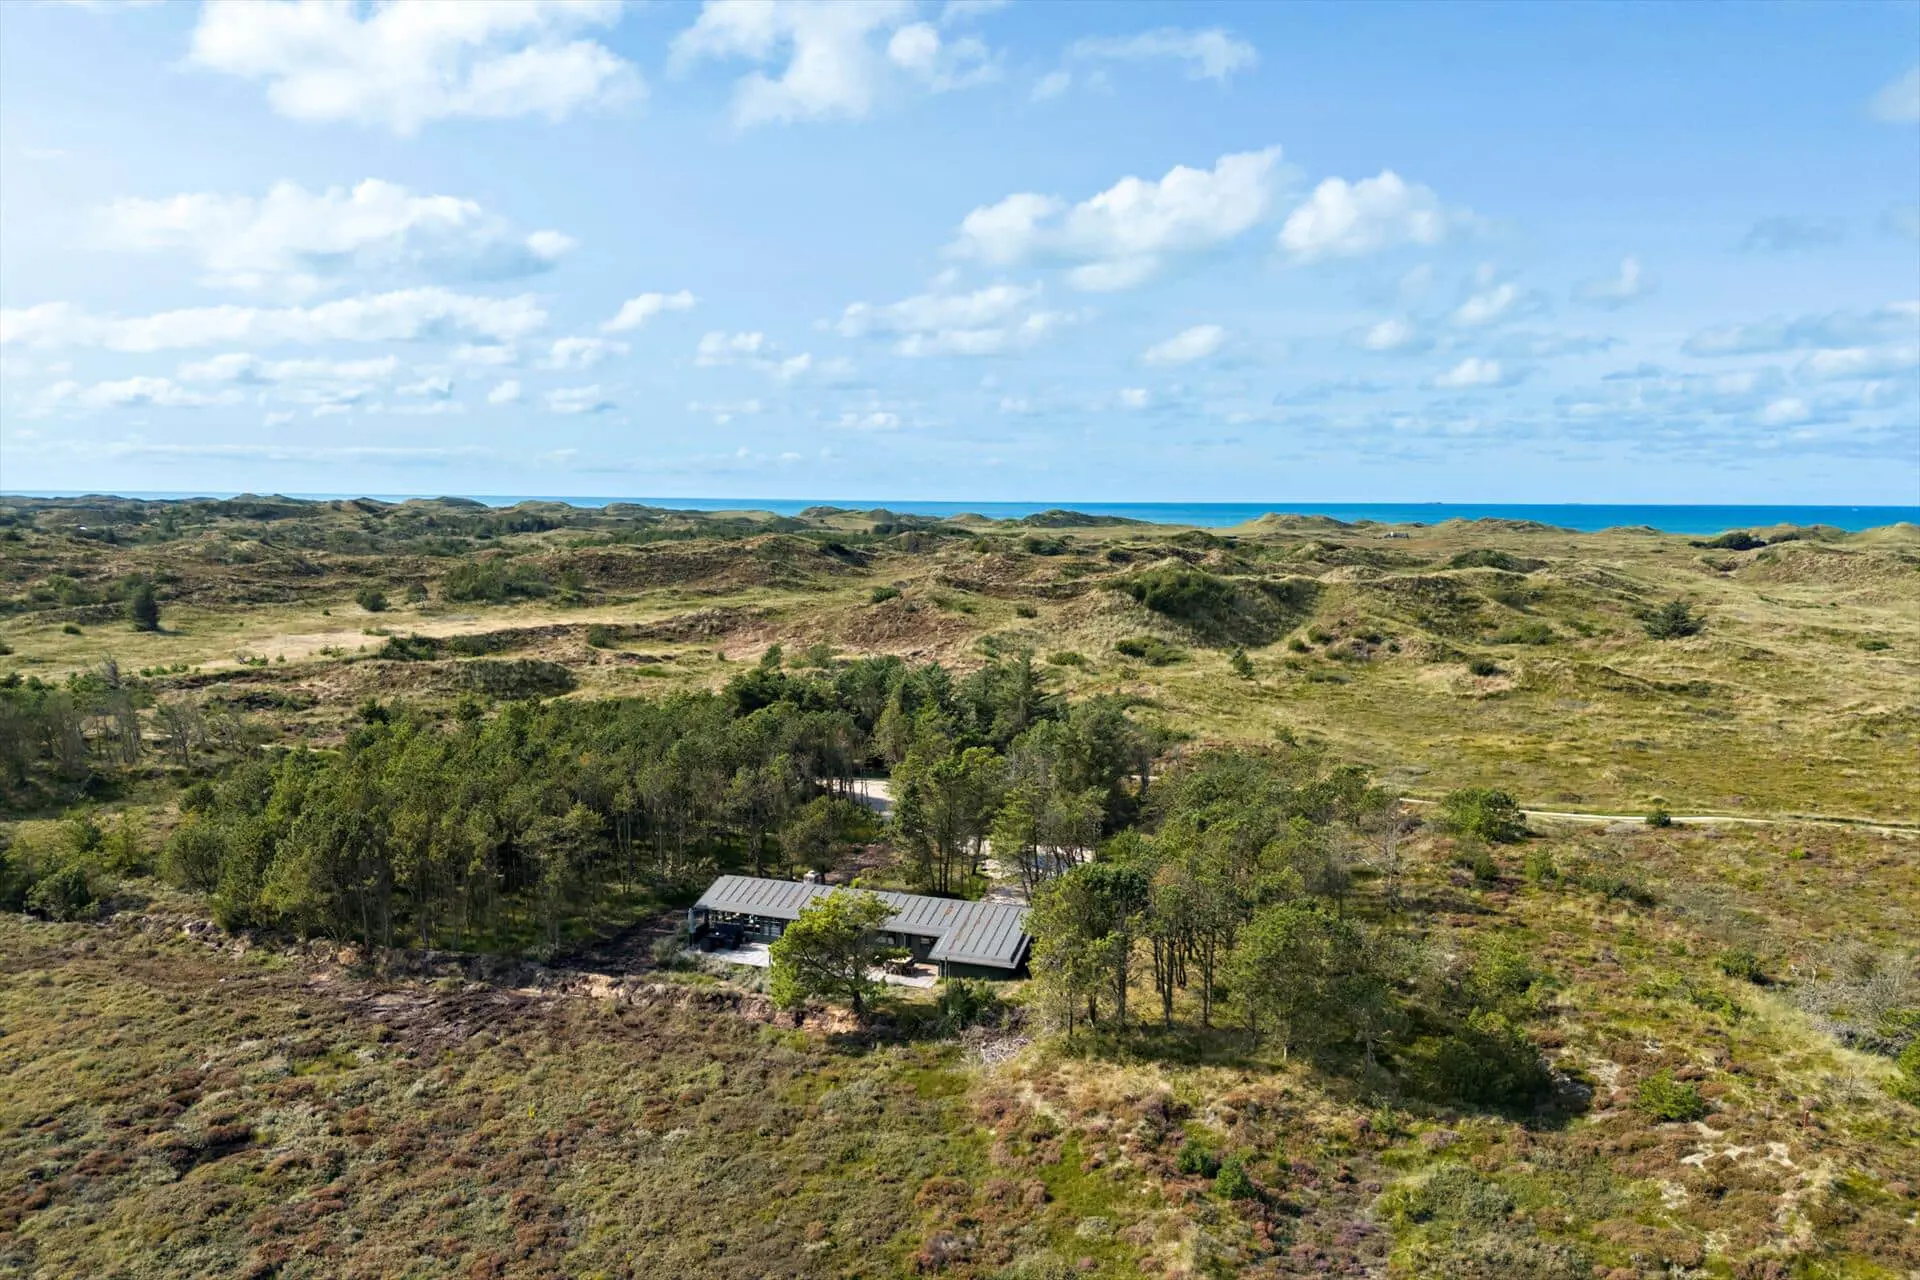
693;875;1030;971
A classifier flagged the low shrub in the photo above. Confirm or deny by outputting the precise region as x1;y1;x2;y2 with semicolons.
1228;647;1254;678
441;559;551;604
1447;549;1542;573
379;633;440;661
1467;657;1502;677
1438;788;1527;843
1643;599;1704;639
1492;620;1555;645
1215;1155;1258;1200
1046;650;1086;668
870;585;901;604
1114;635;1187;666
355;586;389;613
1636;1070;1708;1122
585;624;616;649
1014;603;1038;619
1645;806;1674;828
1407;1010;1552;1109
1174;1137;1219;1178
1715;948;1765;983
1388;1162;1515;1226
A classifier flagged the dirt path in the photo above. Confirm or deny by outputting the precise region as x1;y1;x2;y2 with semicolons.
1403;797;1918;836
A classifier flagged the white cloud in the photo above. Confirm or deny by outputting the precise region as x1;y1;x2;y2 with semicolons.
2;288;546;351
176;352;400;383
1452;281;1521;327
264;410;296;427
546;384;613;414
1796;344;1920;381
885;22;994;92
32;376;244;415
1030;69;1072;101
674;0;979;128
452;343;517;365
1360;317;1426;353
1870;66;1920;123
838;283;1072;357
1118;387;1150;409
1760;396;1811;426
950;147;1283;291
1279;170;1473;262
1572;255;1651;308
1884;205;1920;243
1142;324;1225;364
96;179;573;295
695;330;770;365
541;336;628;369
688;397;764;424
397;374;453;399
602;289;698;332
487;379;523;405
1741;217;1843;253
1066;27;1256;82
1431;356;1519;389
837;410;902;430
188;0;639;136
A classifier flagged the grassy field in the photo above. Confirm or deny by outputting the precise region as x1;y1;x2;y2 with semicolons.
4;498;1916;820
3;496;1918;1278
4;815;1916;1278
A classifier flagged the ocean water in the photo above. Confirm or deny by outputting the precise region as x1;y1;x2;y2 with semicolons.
7;492;1917;535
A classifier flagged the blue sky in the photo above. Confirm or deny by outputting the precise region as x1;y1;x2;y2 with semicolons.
1;0;1917;504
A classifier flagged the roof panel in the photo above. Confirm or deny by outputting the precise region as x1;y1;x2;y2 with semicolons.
694;875;1029;969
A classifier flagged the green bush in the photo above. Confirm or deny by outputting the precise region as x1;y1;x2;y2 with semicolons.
1388;1162;1515;1225
1215;1155;1258;1200
1715;948;1764;983
379;633;440;661
26;864;96;921
1408;1010;1552;1109
1022;535;1069;556
1046;650;1086;667
1447;549;1542;573
62;622;83;636
355;586;389;613
1642;599;1704;639
127;581;161;631
1523;847;1558;884
404;583;430;604
1467;657;1502;677
1645;806;1674;828
1114;635;1187;666
1174;1137;1219;1178
1438;788;1527;843
869;585;901;604
1636;1070;1708;1121
1492;620;1555;645
441;559;551;604
1228;647;1254;679
1858;637;1891;652
1114;567;1237;626
585;624;616;649
1893;1041;1920;1103
1014;602;1038;619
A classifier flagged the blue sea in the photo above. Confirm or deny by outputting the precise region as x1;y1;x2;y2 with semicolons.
6;492;1917;535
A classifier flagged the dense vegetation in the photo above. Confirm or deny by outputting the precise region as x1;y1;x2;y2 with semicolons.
4;494;1918;1278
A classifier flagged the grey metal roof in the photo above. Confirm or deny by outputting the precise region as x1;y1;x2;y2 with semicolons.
693;875;1030;971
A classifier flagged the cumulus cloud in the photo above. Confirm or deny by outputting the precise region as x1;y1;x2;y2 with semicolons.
540;336;628;369
837;282;1071;357
1682;302;1919;356
885;22;994;92
187;0;639;135
695;330;770;365
602;289;698;332
1431;356;1521;389
546;384;613;414
1359;317;1428;353
672;0;984;128
2;289;546;352
1870;65;1920;123
1117;387;1150;409
949;147;1283;291
32;376;245;415
487;379;523;405
96;179;574;295
1142;324;1225;364
1452;279;1546;327
1572;256;1652;308
1795;344;1920;381
1066;27;1256;82
1279;170;1474;262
